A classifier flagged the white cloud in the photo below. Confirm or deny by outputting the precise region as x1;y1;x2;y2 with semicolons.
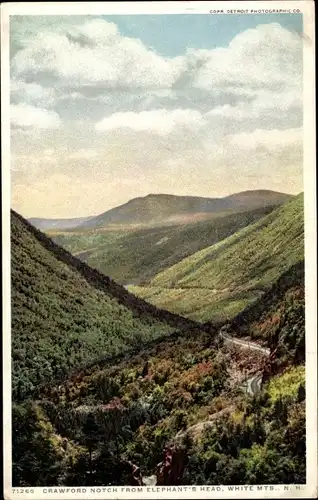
228;127;302;150
206;88;302;122
11;79;56;106
95;103;302;138
10;20;302;134
95;108;206;135
11;19;183;89
11;19;301;98
194;23;302;91
11;104;61;129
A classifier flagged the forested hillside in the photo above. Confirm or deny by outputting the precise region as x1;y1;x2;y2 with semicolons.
130;194;304;322
11;211;196;401
222;261;305;367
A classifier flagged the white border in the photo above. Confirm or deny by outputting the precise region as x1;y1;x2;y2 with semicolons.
0;0;313;14
1;2;317;499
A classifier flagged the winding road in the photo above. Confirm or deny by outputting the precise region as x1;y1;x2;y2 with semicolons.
219;332;270;356
219;331;269;397
245;374;263;396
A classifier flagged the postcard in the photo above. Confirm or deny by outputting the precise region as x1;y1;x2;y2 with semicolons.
1;1;317;499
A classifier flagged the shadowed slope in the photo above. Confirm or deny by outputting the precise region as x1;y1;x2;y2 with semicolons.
11;211;197;401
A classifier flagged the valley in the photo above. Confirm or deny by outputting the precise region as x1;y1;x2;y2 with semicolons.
50;204;277;286
46;192;303;323
28;216;94;231
12;190;305;487
129;194;304;321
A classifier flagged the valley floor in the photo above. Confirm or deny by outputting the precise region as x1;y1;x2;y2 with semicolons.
127;285;262;322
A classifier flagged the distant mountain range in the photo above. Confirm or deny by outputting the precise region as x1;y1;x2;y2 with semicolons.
58;204;277;286
28;190;293;231
28;216;94;231
78;190;293;229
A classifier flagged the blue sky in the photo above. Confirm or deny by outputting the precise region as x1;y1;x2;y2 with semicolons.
102;14;303;56
10;13;303;57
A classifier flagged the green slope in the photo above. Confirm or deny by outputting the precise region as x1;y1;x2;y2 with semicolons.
52;205;277;286
11;211;196;401
49;228;128;257
129;194;304;322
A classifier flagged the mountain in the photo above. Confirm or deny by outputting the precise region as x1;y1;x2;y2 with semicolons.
53;205;278;286
77;190;293;229
11;210;197;401
223;189;294;208
12;262;305;487
28;216;94;231
129;194;304;322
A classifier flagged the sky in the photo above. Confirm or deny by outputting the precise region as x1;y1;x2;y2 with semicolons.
10;13;303;218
